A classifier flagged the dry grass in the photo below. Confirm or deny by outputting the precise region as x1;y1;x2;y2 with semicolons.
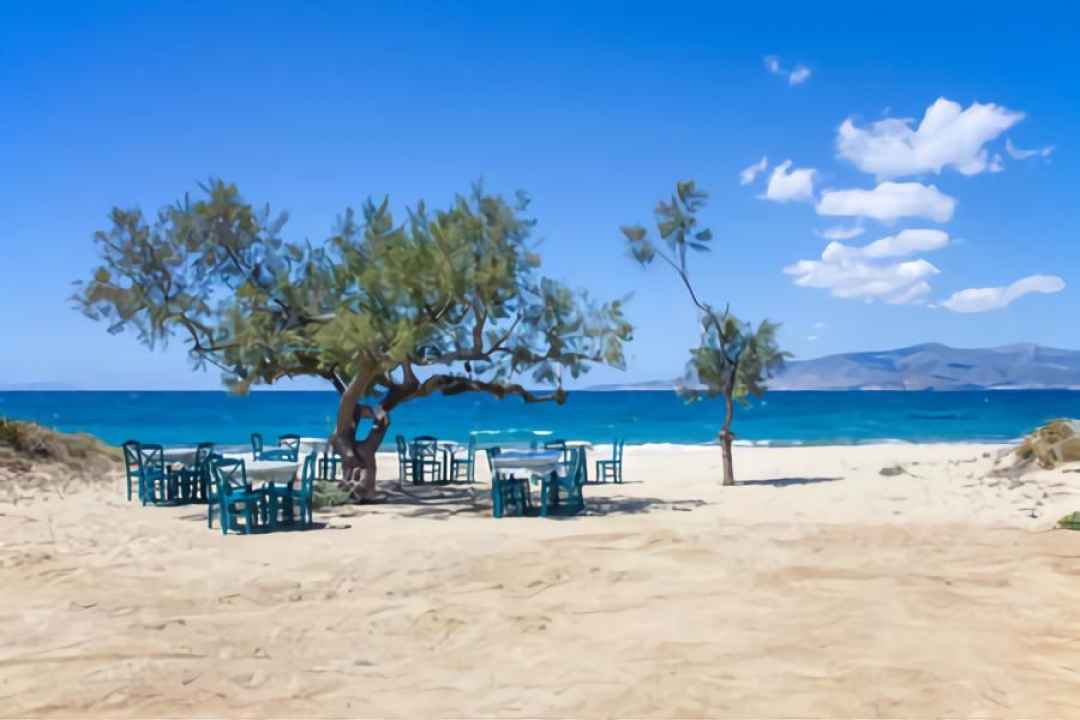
0;418;121;502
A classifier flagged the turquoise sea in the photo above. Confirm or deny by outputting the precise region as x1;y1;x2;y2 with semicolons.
2;390;1078;448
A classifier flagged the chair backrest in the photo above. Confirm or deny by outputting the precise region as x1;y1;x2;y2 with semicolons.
544;439;570;464
614;438;625;462
565;445;586;486
395;435;410;460
211;456;247;493
250;433;264;458
139;443;165;472
413;436;438;458
194;442;215;466
299;451;317;495
465;434;477;481
278;434;301;452
485;446;502;477
121;440;141;476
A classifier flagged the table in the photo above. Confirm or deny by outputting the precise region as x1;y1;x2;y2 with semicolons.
298;436;331;460
490;449;563;478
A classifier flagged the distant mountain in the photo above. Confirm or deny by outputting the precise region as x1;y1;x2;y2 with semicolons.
588;343;1080;391
0;382;79;391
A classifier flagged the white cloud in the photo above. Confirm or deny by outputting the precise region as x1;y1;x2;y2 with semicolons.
764;55;812;86
763;160;816;203
941;275;1066;313
789;65;812;85
807;335;818;341
822;228;950;262
816;224;865;240
1005;138;1054;160
784;230;950;305
739;156;769;185
836;98;1024;179
989;153;1005;173
816;181;956;223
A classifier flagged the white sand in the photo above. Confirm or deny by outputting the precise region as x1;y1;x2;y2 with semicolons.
3;443;1080;717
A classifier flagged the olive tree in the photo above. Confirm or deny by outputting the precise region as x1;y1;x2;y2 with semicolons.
621;180;787;485
76;180;632;501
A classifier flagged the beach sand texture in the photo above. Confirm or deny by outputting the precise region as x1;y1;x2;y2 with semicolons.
3;443;1080;717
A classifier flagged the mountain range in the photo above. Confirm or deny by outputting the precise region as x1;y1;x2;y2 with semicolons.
589;343;1080;391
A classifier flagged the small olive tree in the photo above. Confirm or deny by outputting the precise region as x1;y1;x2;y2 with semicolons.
622;180;787;485
76;180;632;501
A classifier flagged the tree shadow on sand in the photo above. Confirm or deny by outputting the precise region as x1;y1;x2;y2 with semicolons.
736;476;841;488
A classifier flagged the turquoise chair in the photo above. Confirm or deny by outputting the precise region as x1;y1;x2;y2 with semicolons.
395;435;415;486
138;444;177;505
266;452;317;529
318;445;341;481
540;444;587;517
177;442;214;502
487;447;533;518
595;439;625;484
543;439;571;473
251;433;299;461
210;457;264;535
450;435;477;483
121;440;141;502
411;436;442;484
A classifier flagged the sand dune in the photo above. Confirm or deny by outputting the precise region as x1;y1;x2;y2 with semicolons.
3;443;1080;717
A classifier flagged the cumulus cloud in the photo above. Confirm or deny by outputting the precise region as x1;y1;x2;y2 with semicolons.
940;275;1066;313
739;156;769;185
1005;138;1055;160
783;230;950;305
836;98;1024;179
816;224;865;240
763;160;816;203
816;181;956;223
764;55;812;85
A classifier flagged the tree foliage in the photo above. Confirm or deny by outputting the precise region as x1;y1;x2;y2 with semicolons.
75;179;633;499
621;180;788;484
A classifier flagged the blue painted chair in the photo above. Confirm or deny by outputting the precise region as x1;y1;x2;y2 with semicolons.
395;435;415;486
540;443;587;517
487;447;533;518
411;436;442;484
137;443;177;505
210;457;264;535
595;439;625;484
543;439;571;473
121;440;141;502
267;452;317;529
250;433;298;462
318;445;341;481
450;435;477;483
176;442;214;503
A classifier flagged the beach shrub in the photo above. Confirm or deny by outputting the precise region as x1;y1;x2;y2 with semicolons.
621;181;789;485
0;417;120;482
74;181;632;502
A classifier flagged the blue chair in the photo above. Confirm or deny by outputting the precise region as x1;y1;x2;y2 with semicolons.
210;457;264;535
138;444;177;505
318;444;341;481
595;439;625;484
540;444;587;517
411;436;442;484
450;435;477;483
121;440;141;502
176;442;214;503
251;433;298;462
543;439;571;473
267;452;316;529
395;435;415;486
487;447;533;518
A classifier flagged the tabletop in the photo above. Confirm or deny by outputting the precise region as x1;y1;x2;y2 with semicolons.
490;449;563;477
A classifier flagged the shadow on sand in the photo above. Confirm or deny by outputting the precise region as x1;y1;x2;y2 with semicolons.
735;476;842;488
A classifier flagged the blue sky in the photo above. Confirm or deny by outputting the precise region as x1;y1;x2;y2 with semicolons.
3;1;1077;390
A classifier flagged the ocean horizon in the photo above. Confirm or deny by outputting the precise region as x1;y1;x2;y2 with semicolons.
3;389;1077;448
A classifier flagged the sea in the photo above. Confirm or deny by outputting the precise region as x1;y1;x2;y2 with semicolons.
2;389;1077;448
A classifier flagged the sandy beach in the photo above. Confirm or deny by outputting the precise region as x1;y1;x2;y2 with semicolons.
3;442;1080;717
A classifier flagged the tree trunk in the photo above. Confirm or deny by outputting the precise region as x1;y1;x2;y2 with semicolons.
719;373;737;486
331;389;390;503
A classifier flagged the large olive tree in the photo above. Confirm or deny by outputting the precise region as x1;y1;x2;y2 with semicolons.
622;180;787;485
76;180;632;501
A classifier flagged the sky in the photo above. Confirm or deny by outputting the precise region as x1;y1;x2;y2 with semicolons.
2;1;1078;390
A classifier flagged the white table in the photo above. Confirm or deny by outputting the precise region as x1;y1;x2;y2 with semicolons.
298;436;331;460
490;449;563;478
